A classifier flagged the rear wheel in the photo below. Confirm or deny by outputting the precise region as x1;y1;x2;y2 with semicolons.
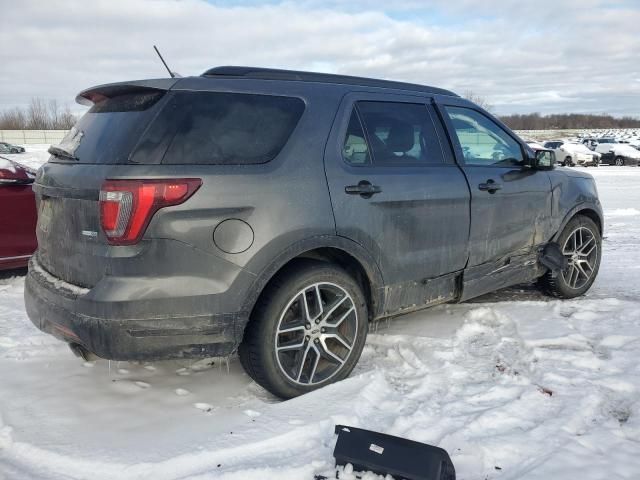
564;156;573;167
239;260;368;399
539;215;601;298
615;156;625;166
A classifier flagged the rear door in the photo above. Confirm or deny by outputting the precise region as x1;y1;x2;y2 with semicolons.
435;97;552;268
324;92;470;306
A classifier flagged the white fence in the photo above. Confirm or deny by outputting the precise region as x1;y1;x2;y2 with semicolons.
0;130;68;145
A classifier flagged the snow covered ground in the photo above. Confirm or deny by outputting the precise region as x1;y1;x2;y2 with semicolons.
1;147;640;479
0;144;50;173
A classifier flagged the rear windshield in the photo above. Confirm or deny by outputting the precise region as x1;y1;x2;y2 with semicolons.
53;90;166;164
153;91;305;165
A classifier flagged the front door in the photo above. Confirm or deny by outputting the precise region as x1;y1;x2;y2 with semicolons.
437;100;552;267
324;93;471;313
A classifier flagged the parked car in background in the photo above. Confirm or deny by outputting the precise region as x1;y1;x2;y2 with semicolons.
0;142;25;154
0;156;37;270
596;143;640;166
543;140;600;167
525;140;545;150
25;67;603;398
581;138;598;150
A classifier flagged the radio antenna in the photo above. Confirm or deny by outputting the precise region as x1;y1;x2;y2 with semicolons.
153;45;176;78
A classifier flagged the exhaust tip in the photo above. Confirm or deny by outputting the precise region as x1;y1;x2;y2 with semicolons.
69;343;97;361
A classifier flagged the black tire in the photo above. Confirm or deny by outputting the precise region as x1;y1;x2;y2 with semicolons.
615;156;625;166
564;156;573;167
538;215;601;298
239;259;368;399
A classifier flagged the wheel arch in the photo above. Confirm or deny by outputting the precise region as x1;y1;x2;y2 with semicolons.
552;205;603;242
238;236;385;338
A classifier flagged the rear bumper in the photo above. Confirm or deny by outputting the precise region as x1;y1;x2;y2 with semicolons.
24;257;250;360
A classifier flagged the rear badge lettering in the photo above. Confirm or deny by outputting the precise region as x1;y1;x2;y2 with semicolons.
81;230;98;238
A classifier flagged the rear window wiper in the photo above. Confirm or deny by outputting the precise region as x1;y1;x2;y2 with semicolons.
48;145;78;161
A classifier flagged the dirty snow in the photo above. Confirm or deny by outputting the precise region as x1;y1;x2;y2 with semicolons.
1;160;640;479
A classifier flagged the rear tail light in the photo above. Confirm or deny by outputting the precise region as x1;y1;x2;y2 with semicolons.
99;179;202;245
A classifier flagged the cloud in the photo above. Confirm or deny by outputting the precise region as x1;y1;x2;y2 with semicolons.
0;0;638;116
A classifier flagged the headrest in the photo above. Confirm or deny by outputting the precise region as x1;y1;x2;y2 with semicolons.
385;119;414;152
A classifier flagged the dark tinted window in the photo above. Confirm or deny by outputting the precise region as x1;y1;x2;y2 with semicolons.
53;91;166;164
342;110;371;165
160;92;304;165
445;106;523;167
89;91;164;113
356;101;443;165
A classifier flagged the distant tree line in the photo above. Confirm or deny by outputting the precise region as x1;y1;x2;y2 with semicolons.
464;91;640;130
499;113;640;130
1;95;639;132
0;98;77;130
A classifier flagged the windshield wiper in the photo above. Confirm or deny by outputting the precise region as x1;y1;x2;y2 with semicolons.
48;145;78;161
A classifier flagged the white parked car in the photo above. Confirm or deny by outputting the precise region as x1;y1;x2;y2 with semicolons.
543;140;600;167
595;143;640;166
525;140;545;150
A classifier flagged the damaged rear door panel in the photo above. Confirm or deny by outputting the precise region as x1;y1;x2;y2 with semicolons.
324;92;471;316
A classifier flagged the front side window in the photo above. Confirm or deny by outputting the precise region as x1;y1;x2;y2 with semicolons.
356;101;443;165
445;106;524;167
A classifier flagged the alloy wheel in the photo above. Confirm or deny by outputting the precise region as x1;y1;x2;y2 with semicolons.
561;226;598;290
274;282;358;386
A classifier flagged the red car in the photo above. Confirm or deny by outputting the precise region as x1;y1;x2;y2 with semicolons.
0;156;37;270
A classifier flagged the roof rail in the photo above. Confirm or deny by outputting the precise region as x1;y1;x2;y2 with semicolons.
201;66;458;97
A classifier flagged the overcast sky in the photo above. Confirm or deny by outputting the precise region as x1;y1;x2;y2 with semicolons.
1;0;639;117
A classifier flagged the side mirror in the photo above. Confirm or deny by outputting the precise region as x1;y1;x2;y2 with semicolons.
532;150;555;170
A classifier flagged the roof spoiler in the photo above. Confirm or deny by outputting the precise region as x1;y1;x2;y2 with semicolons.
75;78;179;106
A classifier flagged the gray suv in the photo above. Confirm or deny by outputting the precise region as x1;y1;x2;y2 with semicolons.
25;67;603;398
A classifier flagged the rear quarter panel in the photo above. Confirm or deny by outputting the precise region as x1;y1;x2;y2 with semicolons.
145;79;345;276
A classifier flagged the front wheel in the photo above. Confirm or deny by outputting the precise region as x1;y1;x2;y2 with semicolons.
538;215;601;298
563;156;573;167
615;156;625;166
239;260;368;399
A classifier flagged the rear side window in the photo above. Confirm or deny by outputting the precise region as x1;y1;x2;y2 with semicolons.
343;110;371;165
160;92;305;165
352;101;444;166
